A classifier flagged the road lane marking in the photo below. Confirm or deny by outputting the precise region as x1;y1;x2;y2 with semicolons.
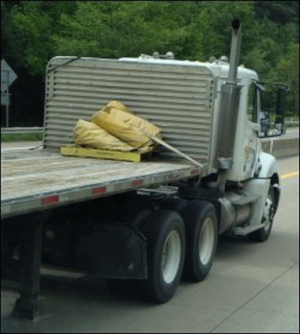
282;171;299;179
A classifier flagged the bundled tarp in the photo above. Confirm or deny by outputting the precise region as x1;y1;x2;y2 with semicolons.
73;120;134;152
73;101;162;154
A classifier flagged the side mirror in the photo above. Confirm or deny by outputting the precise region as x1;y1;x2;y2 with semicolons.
276;86;288;117
259;111;270;136
273;116;285;135
259;84;288;138
272;85;288;136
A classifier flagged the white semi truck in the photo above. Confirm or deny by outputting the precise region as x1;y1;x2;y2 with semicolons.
1;19;288;319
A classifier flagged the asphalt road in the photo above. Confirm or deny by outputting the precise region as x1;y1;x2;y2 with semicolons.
1;155;299;333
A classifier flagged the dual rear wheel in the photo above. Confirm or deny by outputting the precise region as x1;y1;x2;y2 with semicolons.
107;200;218;303
180;200;218;282
139;210;185;302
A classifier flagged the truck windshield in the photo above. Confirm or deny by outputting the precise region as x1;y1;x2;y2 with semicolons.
248;81;287;137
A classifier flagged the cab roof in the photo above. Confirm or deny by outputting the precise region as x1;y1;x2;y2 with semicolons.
119;56;259;82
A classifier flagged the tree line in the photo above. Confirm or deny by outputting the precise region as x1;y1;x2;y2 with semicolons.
1;1;299;126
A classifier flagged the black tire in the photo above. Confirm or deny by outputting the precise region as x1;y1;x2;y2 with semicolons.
140;210;185;303
248;185;276;242
180;200;218;282
159;197;188;212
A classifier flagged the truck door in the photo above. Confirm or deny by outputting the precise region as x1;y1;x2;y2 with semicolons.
242;81;263;178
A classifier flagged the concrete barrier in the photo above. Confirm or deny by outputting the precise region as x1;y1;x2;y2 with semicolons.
262;137;299;159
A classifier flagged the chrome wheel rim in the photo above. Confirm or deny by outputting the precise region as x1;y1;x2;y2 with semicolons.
199;218;214;265
161;231;181;284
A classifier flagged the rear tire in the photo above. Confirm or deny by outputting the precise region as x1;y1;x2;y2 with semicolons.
180;200;218;282
159;197;188;212
140;210;185;303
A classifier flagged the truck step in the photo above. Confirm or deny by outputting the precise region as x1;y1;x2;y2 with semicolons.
233;221;268;236
229;192;261;206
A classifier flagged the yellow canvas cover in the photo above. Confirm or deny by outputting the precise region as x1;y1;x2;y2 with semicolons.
102;100;134;114
91;101;161;149
73;119;134;151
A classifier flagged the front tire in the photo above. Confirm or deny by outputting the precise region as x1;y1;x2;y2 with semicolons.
248;185;276;242
140;210;185;303
180;200;218;282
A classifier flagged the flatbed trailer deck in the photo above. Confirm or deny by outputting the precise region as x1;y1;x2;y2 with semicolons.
1;145;201;219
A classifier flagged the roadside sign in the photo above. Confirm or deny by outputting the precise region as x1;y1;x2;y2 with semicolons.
1;59;17;127
1;94;10;106
1;59;17;93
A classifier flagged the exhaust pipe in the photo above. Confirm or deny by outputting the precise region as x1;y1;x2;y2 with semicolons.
216;19;242;169
228;19;242;84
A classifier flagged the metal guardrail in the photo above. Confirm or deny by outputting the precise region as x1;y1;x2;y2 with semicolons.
1;127;44;135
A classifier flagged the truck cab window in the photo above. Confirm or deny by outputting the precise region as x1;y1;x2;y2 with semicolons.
247;83;258;123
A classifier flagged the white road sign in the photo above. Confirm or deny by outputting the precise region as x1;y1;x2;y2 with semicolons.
1;59;17;93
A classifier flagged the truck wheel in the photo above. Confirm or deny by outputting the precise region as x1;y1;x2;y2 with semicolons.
159;197;188;212
140;210;185;303
180;200;218;282
248;185;276;242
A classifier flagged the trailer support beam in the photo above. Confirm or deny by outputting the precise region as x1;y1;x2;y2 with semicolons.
12;216;44;320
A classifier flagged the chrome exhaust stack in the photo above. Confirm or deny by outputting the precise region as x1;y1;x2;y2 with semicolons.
216;19;242;169
228;19;242;84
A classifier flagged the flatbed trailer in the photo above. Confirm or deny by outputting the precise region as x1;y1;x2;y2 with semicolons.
2;47;213;320
1;146;201;219
1;144;202;320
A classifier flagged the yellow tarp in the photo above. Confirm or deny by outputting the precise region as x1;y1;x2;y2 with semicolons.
72;101;162;154
73;119;134;151
91;101;161;149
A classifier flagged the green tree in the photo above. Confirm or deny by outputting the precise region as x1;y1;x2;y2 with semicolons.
191;1;259;61
2;1;77;75
53;1;200;60
275;43;299;115
255;1;299;26
1;0;299;126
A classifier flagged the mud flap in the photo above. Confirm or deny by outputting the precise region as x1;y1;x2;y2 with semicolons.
78;223;148;279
